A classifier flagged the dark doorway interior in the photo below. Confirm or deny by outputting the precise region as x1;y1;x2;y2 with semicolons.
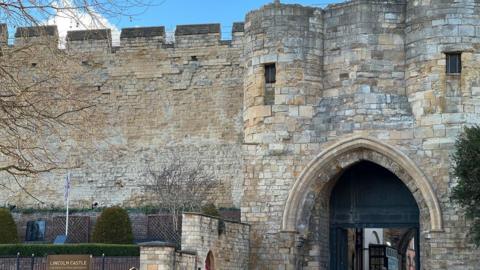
205;251;215;270
329;161;420;270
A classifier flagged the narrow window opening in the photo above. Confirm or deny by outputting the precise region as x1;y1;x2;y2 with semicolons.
264;63;276;105
446;52;461;74
191;55;198;61
31;63;37;67
264;63;276;84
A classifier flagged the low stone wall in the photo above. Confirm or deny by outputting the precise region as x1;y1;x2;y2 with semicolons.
140;242;181;270
139;242;196;270
12;209;240;243
139;213;250;270
181;213;250;270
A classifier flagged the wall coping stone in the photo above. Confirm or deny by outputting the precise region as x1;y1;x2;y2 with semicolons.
178;249;197;255
232;22;245;33
175;24;220;36
0;24;7;45
183;212;250;226
15;25;58;38
67;29;111;41
120;26;165;39
138;241;177;248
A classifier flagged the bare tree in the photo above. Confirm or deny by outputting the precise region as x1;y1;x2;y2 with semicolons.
146;152;219;235
0;0;151;199
0;0;151;27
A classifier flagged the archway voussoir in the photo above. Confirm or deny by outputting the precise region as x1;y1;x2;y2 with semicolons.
282;136;443;233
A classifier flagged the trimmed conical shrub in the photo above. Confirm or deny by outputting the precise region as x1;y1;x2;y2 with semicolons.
92;207;133;244
0;208;19;243
202;203;221;218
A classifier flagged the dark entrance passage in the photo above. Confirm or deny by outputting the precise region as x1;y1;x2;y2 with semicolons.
329;161;420;270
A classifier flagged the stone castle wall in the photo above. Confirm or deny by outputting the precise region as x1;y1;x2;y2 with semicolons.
181;213;250;270
1;0;480;269
241;0;480;269
139;213;250;270
0;23;245;209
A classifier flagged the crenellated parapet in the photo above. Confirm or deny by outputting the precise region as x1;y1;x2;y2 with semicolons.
175;24;221;47
120;26;165;48
2;22;245;54
14;25;58;47
0;24;7;46
66;29;112;52
15;25;58;38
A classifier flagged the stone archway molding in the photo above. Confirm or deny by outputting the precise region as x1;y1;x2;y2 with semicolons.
281;136;443;232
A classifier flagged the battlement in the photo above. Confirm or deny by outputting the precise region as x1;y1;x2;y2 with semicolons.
67;29;111;41
14;25;59;46
174;23;221;47
66;29;112;51
2;22;245;52
0;24;7;45
1;0;455;51
175;23;220;36
15;25;58;38
120;26;165;39
2;1;407;52
232;22;245;33
120;26;166;48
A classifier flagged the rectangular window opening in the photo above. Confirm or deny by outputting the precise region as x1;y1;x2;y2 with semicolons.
265;63;276;84
26;220;46;241
446;52;461;74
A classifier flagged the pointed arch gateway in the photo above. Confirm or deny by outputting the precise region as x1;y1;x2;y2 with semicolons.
282;136;443;233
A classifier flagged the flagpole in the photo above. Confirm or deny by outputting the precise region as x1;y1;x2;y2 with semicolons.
65;190;69;236
65;172;71;237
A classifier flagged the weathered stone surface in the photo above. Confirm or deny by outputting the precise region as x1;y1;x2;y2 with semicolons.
67;29;111;41
175;24;220;36
2;0;480;269
241;0;480;269
1;23;245;209
120;27;165;39
138;213;249;269
15;25;58;37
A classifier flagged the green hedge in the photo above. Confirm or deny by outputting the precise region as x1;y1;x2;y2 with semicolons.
0;244;139;257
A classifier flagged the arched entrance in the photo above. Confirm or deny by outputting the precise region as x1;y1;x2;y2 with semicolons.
282;137;442;233
281;136;443;269
330;161;420;270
